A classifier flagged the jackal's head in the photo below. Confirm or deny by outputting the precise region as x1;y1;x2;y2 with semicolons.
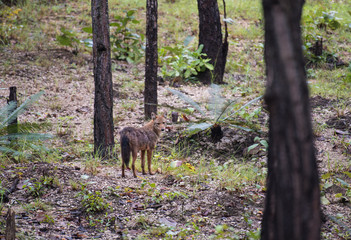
151;112;166;135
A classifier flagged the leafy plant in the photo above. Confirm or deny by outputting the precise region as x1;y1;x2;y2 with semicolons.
25;180;44;197
110;9;144;63
24;175;59;198
56;27;81;54
159;42;214;82
41;214;55;225
0;179;5;203
0;91;53;161
77;184;109;213
22;199;51;212
0;7;23;45
302;8;344;65
320;172;351;205
211;224;239;239
166;84;262;142
317;11;342;31
247;136;268;154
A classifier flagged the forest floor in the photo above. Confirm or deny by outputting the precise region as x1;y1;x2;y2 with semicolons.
0;47;350;240
1;0;351;239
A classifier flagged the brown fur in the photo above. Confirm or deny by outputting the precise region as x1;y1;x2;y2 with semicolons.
120;113;166;178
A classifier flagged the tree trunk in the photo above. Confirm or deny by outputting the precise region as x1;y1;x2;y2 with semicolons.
91;0;114;158
144;0;158;119
7;86;18;140
261;0;321;239
197;0;228;84
5;208;16;240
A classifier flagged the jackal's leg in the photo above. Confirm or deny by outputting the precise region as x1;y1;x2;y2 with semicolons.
132;150;138;178
147;150;154;175
122;160;125;178
141;150;146;175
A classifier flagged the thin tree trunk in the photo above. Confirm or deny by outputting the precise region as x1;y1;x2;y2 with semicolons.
261;0;321;239
91;0;114;158
5;208;16;240
7;86;18;140
197;0;227;84
144;0;158;119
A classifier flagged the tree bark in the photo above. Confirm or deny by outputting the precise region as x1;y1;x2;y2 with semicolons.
7;86;18;139
197;0;228;84
144;0;158;119
261;0;321;239
91;0;114;158
5;208;16;240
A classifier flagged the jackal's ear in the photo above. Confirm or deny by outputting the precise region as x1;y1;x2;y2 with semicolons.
159;111;167;118
151;112;156;120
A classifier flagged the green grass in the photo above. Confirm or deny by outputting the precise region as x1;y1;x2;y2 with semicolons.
22;199;51;212
309;68;351;99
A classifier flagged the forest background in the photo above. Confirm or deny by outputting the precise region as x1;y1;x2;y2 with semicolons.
0;0;351;239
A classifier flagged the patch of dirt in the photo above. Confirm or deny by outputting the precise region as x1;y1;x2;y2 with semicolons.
326;113;351;132
0;162;262;239
310;96;334;109
1;44;351;238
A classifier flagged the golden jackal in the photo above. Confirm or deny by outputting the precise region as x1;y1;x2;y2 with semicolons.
120;113;166;178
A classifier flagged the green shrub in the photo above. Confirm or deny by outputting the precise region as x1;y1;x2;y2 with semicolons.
0;7;23;45
110;9;144;63
56;27;81;54
166;84;262;142
77;184;109;213
302;8;344;65
159;43;213;82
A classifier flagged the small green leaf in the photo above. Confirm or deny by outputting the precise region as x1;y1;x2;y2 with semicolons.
321;196;330;205
336;178;349;187
343;171;351;179
334;193;343;198
82;26;93;33
260;140;268;148
321;173;331;179
183;35;194;47
204;63;214;70
323;182;333;189
247;144;259;153
187;122;213;136
56;35;73;47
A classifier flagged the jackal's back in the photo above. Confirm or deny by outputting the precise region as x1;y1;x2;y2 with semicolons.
120;127;158;150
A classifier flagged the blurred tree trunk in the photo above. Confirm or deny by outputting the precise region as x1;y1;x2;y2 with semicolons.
91;0;114;158
197;0;228;84
2;0;19;6
144;0;158;119
261;0;321;239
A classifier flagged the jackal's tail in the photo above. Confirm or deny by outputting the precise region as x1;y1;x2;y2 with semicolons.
121;135;130;167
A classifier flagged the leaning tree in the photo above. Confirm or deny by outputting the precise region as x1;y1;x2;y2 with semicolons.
197;0;228;84
144;0;158;119
261;0;321;239
91;0;115;158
